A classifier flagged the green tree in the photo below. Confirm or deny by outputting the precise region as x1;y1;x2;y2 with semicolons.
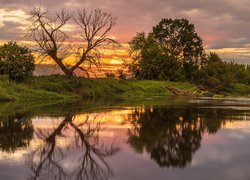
193;52;239;92
126;18;205;81
206;52;221;63
127;33;184;80
152;18;204;66
0;42;35;82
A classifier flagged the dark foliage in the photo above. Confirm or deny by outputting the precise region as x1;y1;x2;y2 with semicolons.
127;106;232;168
153;18;204;66
126;18;250;94
0;42;35;82
126;33;184;81
194;52;250;92
126;18;206;81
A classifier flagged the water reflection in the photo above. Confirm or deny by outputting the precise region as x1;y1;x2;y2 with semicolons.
127;106;249;168
0;98;249;180
0;111;120;180
29;114;119;180
0;112;33;153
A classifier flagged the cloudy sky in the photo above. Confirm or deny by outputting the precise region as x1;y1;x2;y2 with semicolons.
1;0;250;63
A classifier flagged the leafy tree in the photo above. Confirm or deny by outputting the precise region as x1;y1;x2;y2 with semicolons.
127;33;184;81
126;18;205;81
152;18;204;66
0;42;35;82
228;62;250;85
126;18;250;94
193;52;250;92
126;32;147;78
206;52;221;63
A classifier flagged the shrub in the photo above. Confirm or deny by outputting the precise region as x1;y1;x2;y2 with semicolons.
0;42;35;82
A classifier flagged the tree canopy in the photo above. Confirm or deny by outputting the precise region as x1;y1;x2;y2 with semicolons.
127;32;183;80
152;18;204;66
194;52;250;92
126;18;206;81
0;42;35;82
126;17;250;94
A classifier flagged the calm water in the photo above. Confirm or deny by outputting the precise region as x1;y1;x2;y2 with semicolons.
0;97;250;180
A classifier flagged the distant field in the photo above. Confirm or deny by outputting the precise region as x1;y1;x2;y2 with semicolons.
34;64;127;77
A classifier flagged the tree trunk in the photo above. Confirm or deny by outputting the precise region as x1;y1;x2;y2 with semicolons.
63;69;74;77
53;57;75;77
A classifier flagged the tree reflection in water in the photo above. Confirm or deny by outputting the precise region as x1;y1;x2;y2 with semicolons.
29;114;119;180
1;101;248;178
0;113;33;153
127;106;239;168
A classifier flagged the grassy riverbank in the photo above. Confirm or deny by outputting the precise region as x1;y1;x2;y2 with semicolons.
0;75;200;101
0;76;76;101
0;75;249;102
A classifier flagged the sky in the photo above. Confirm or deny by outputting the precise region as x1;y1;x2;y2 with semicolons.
1;0;250;63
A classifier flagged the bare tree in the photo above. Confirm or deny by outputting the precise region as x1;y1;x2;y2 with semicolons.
28;7;118;77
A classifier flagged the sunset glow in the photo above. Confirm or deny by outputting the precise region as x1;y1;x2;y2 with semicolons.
1;0;250;67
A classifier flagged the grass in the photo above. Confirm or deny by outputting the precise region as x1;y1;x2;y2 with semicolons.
221;83;250;97
29;75;200;98
0;75;78;101
2;75;248;102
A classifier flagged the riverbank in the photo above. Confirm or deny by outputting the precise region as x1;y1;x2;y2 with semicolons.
0;75;201;101
0;76;77;101
0;75;249;102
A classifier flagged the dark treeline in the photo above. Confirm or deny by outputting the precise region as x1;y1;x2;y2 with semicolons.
125;18;250;94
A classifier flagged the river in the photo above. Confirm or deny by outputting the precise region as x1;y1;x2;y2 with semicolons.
0;97;249;180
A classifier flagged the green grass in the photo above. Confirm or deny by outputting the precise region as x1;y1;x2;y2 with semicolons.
221;83;250;97
4;75;244;102
29;75;200;98
0;75;78;101
0;74;249;104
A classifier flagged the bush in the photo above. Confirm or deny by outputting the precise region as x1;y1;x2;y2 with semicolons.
0;42;35;82
193;52;244;92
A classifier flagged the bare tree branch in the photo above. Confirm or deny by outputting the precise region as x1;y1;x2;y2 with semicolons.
27;7;118;77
